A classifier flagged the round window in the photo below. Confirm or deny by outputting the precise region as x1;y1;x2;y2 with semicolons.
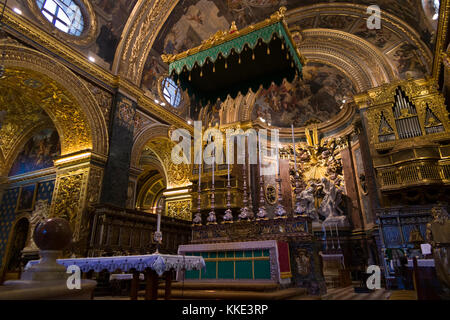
161;77;182;107
36;0;84;36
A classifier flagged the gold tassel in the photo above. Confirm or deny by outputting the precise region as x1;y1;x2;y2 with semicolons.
291;62;294;68
213;65;215;72
286;53;289;60
225;62;228;69
188;73;191;81
252;52;255;60
200;70;203;77
267;47;270;55
238;57;241;64
281;43;285;50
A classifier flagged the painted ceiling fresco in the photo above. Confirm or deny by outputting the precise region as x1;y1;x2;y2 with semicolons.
251;62;356;127
90;0;138;65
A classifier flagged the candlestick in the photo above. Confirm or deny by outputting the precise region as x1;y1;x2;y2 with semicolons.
329;225;335;250
223;139;233;222
239;140;250;220
154;200;163;253
335;223;341;250
291;124;302;217
193;163;202;225
207;142;217;224
257;132;267;219
291;124;297;172
157;210;161;233
274;130;286;218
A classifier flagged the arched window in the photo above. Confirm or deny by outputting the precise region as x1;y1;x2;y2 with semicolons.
161;77;182;107
36;0;84;36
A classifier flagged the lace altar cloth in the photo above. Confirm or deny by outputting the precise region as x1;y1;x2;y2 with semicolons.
25;254;205;276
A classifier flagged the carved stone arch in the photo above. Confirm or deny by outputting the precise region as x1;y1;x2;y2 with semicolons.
1;44;109;157
131;123;170;169
300;29;397;87
113;0;179;83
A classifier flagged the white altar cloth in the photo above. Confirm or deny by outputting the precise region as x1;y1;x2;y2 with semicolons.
25;253;205;276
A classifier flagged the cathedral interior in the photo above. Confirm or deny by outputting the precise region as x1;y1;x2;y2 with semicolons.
0;0;449;302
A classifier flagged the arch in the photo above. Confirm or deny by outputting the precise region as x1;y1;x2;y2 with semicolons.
115;1;432;87
1;44;109;160
130;123;170;169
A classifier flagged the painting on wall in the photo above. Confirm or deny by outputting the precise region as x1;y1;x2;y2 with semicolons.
17;184;36;212
9;128;61;177
251;62;356;127
92;0;138;65
388;43;428;79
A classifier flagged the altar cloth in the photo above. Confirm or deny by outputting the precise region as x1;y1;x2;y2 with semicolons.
25;254;206;276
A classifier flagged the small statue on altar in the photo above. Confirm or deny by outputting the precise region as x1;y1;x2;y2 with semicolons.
192;212;202;225
238;207;250;220
223;209;233;222
319;177;349;227
257;205;268;219
207;210;217;224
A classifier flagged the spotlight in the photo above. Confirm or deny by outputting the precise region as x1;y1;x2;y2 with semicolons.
13;8;22;15
160;102;166;106
259;117;266;123
154;99;160;104
187;119;193;125
88;56;95;62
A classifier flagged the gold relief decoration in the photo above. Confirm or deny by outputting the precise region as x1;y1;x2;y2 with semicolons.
81;79;113;126
145;138;191;189
130;124;171;169
166;199;192;221
86;166;104;205
133;111;155;138
26;0;98;47
51;170;87;240
116;97;136;128
0;44;109;156
1;9;191;134
265;185;277;205
118;0;174;83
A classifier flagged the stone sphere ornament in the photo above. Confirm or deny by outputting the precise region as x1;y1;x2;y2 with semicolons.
33;218;72;251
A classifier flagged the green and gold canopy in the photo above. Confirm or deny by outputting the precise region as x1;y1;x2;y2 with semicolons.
161;7;306;105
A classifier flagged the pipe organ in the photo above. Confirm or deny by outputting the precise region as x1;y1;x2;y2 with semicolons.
355;78;450;194
393;87;422;139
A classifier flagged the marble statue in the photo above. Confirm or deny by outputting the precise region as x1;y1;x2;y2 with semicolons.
23;199;50;252
318;178;348;227
297;186;318;220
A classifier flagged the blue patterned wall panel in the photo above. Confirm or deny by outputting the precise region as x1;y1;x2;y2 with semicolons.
36;180;55;204
0;188;20;267
382;226;402;248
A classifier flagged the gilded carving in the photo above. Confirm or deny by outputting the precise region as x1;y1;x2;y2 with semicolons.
166;199;192;221
51;171;86;240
